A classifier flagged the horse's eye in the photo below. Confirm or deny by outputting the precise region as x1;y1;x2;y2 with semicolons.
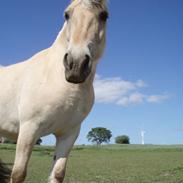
99;11;108;22
64;12;70;21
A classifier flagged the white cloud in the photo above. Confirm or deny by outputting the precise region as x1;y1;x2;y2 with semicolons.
146;94;170;103
94;75;171;107
117;92;145;106
129;92;145;104
136;80;147;88
94;75;136;103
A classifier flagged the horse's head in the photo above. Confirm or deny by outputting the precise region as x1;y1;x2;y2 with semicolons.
63;0;108;84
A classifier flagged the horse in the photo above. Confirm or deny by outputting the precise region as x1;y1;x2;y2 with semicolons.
0;0;108;182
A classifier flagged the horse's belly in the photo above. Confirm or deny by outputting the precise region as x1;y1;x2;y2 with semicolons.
0;97;19;139
0;119;19;140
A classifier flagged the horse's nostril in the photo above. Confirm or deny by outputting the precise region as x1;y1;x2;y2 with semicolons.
64;53;73;71
85;54;90;63
82;54;90;70
63;53;68;69
68;60;73;70
64;53;68;60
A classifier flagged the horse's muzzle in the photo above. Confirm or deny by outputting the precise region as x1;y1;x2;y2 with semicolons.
64;53;92;84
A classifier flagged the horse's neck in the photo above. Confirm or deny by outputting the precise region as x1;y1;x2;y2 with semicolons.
52;23;67;51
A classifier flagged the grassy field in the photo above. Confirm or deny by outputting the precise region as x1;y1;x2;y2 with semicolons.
1;144;183;183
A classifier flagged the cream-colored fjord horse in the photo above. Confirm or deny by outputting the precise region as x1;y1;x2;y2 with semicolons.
0;0;108;182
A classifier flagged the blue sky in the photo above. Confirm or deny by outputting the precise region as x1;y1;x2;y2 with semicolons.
0;0;183;145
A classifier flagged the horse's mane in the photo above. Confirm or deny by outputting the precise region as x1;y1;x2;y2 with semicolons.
72;0;107;9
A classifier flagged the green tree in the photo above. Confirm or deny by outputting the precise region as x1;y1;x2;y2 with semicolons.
87;127;112;145
115;135;130;144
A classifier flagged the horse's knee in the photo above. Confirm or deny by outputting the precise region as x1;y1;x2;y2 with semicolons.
11;168;26;183
49;166;66;183
49;168;65;183
49;158;67;183
55;168;65;182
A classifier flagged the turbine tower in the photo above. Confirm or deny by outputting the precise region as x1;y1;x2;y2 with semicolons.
141;130;146;145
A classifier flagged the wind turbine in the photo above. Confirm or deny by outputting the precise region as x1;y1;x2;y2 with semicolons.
140;130;146;145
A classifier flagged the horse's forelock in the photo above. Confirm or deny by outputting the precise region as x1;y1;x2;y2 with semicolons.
71;0;107;9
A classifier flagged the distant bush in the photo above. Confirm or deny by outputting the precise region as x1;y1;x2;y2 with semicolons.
1;137;42;145
36;138;42;145
115;135;130;144
3;138;16;144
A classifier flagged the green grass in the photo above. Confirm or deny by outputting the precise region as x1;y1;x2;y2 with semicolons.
1;144;183;183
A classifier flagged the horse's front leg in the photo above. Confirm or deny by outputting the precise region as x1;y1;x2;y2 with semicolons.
10;123;38;183
49;125;81;183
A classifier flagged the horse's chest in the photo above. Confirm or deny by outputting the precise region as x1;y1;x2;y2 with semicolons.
61;94;90;121
19;82;94;136
41;90;94;134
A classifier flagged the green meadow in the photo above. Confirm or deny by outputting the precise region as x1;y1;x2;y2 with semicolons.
1;144;183;183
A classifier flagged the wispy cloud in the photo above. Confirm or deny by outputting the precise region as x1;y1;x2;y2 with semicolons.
146;94;170;103
94;75;171;107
